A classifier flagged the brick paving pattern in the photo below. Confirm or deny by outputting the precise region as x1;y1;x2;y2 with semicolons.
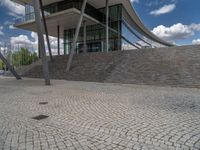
0;77;200;150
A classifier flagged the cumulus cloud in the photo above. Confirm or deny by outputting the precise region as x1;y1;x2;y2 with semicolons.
190;23;200;31
122;43;137;50
9;25;16;30
0;0;25;17
152;23;200;41
3;21;16;30
150;4;176;16
0;26;4;35
4;21;13;26
130;0;139;3
192;39;200;45
30;32;64;55
0;46;8;52
10;32;64;55
11;35;35;46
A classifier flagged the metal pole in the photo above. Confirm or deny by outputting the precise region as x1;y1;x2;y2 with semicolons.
39;0;53;62
32;0;50;85
118;20;121;50
83;20;87;53
66;0;87;72
106;0;109;52
57;25;60;55
0;52;21;80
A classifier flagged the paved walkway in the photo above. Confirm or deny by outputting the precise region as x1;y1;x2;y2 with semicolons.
0;78;200;150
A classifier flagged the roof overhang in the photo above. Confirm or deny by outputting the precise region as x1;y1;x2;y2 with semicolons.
15;8;100;38
12;0;173;46
11;0;129;8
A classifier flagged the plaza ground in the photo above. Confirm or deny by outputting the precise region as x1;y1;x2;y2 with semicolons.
0;77;200;150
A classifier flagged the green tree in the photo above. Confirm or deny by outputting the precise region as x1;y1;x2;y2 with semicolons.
0;60;4;70
0;48;39;68
7;48;39;68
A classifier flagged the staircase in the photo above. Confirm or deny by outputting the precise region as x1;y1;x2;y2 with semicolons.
23;45;200;88
24;51;123;82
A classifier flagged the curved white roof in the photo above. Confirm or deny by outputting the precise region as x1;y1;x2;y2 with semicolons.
12;0;173;46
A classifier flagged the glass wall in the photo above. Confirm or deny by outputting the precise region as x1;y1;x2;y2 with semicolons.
64;4;122;54
121;6;161;49
25;5;34;21
23;0;166;54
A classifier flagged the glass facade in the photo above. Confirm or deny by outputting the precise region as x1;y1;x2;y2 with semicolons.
63;2;156;53
64;4;122;54
22;0;165;54
121;8;155;49
25;4;34;21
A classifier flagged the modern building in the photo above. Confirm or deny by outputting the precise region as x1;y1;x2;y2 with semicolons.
12;0;173;55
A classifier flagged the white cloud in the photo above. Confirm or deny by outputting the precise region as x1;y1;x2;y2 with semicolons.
0;46;8;52
9;25;16;30
192;39;200;45
130;0;139;3
0;0;25;17
122;43;137;50
11;35;34;46
4;21;13;26
190;23;200;31
150;4;176;16
30;32;64;55
152;23;200;41
0;26;4;35
10;32;64;55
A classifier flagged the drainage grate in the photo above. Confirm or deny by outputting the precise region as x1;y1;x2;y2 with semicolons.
39;102;48;105
32;115;49;120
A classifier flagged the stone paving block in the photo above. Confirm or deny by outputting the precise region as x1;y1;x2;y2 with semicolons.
0;78;200;150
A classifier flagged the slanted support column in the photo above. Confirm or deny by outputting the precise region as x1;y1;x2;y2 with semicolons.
66;0;87;72
0;52;21;80
105;0;109;52
57;25;60;56
38;36;41;58
39;0;53;62
83;20;87;53
32;0;50;85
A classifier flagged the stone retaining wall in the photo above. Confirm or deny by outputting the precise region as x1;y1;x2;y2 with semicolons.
24;45;200;88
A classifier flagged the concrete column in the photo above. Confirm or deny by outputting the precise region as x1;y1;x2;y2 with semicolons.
66;0;88;72
32;0;50;85
39;0;53;62
57;25;60;56
83;20;87;53
106;0;109;52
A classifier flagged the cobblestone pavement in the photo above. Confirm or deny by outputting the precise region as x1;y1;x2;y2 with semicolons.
0;77;200;150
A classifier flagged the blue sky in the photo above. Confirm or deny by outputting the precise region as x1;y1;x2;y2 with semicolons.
0;0;200;52
132;0;200;45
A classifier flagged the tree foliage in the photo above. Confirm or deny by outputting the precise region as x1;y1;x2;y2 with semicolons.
0;60;4;70
0;48;38;70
